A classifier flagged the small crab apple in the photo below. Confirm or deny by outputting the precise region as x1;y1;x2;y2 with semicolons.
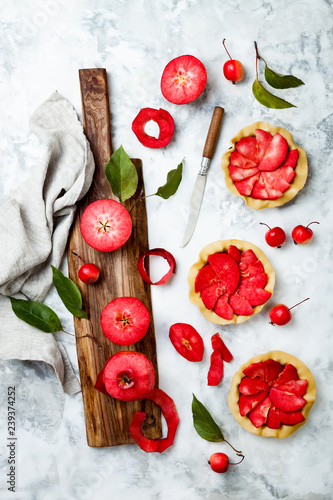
292;222;319;245
260;222;286;248
208;452;244;473
71;251;100;284
269;298;310;326
222;39;244;84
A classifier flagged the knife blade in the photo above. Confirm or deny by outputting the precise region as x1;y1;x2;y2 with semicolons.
180;106;224;247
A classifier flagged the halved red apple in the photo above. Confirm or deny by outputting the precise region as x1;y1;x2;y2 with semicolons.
228;351;316;438
221;122;308;209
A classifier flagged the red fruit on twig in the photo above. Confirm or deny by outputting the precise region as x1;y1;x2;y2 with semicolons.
292;222;319;245
71;251;100;284
222;39;244;84
208;451;245;473
269;298;310;326
260;222;286;248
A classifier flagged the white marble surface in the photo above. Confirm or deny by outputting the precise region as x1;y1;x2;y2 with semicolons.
0;0;333;499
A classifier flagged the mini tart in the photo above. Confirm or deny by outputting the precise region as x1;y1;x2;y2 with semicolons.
228;351;316;438
188;239;275;325
221;121;308;209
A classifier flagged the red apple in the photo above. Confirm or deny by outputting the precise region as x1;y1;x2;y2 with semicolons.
292;222;319;245
161;55;207;104
260;222;286;248
169;323;204;362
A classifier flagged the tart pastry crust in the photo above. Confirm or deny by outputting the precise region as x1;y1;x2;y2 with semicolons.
188;239;275;325
228;350;316;438
221;121;308;209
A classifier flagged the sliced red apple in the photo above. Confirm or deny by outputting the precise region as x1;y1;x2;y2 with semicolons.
229;291;254;316
237;284;272;307
194;264;219;293
229;164;259;181
266;406;281;429
248;395;272;428
276;379;308;397
228;245;241;264
239;391;268;416
243;361;265;381
270;387;306;412
263;359;283;384
100;297;150;345
239;249;257;272
201;281;225;310
234;173;260;196
255;129;273;162
208;349;224;386
258;133;288;171
213;293;234;320
132;108;174;148
169;323;204;362
211;333;233;362
230;150;258;169
240;273;267;288
272;364;299;387
236;136;258;163
278;409;305;426
239;376;269;396
280;148;299;169
208;253;240;294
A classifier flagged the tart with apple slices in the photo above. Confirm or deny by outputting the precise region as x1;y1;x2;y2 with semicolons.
228;351;316;438
188;239;275;325
221;122;308;209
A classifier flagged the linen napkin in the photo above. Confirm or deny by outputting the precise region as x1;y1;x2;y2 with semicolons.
0;91;95;395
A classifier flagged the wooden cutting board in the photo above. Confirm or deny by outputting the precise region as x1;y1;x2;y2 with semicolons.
67;68;161;447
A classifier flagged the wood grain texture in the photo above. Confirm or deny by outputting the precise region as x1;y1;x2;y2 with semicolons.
202;107;224;159
67;68;161;447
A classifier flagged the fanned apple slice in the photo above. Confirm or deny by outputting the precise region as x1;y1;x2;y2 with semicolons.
240;273;267;288
256;128;273;162
237;284;272;307
272;364;299;387
222;121;308;209
229;164;259;181
234;173;260;196
263;359;283;384
239;392;268;416
278;409;305;426
270;387;306;412
241;260;265;279
201;282;225;310
228;245;241;263
236;136;258;163
277;379;308;397
208;253;240;294
243;361;265;381
248;395;272;428
213;293;234;320
239;377;270;396
229;291;254;316
239;249;257;271
194;264;219;293
266;406;281;429
230;150;257;169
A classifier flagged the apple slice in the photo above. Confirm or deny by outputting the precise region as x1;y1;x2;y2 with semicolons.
228;291;254;316
100;297;150;345
236;136;258;163
234;173;260;196
270;387;306;412
255;129;273;162
201;281;225;310
243;361;265;381
208;253;240;294
239;391;268;416
102;351;155;401
261;171;291;193
211;333;233;362
272;364;299;387
229;164;259;181
239;249;257;271
240;273;267;288
228;245;241;264
208;349;224;386
239;377;269;396
263;359;283;384
258;133;288;171
80;199;132;252
237;284;272;307
230;150;258;169
130;388;179;453
280;148;299;169
276;379;308;397
266;406;281;429
248;395;272;428
194;264;219;293
169;323;204;362
132;108;174;148
252;179;284;200
278;409;305;426
213;293;234;320
161;55;207;105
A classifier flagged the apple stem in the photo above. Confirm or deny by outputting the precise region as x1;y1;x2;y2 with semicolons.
307;221;320;228
229;454;245;466
70;250;85;264
61;329;101;349
289;297;310;311
260;222;271;230
224;439;242;455
222;38;233;60
254;41;267;80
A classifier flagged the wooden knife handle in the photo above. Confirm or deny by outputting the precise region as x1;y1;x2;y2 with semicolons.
202;106;224;159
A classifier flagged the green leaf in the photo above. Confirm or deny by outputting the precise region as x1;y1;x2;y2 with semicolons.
264;64;304;89
9;296;62;333
51;266;88;319
156;161;183;199
252;78;296;109
105;145;138;202
192;394;224;442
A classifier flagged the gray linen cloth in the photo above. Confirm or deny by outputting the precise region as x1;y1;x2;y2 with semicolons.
0;91;95;395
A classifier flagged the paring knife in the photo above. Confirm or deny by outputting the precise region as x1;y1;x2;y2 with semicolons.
180;106;224;247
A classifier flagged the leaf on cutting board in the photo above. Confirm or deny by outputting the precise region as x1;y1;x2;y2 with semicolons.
155;160;183;199
105;145;138;202
264;64;304;89
51;266;88;319
9;296;63;333
252;79;296;109
192;394;224;442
